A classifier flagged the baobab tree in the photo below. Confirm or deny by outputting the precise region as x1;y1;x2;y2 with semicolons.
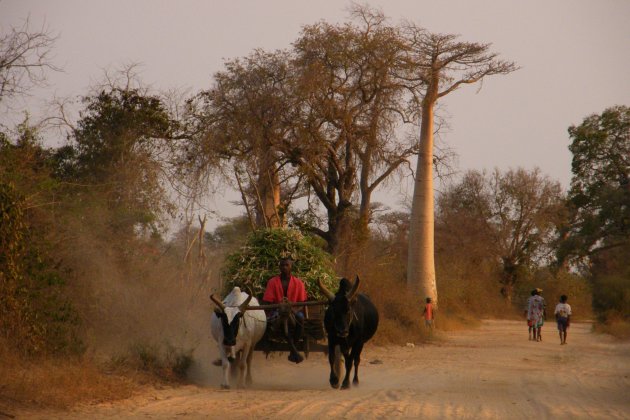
288;9;422;257
188;50;299;228
403;26;517;304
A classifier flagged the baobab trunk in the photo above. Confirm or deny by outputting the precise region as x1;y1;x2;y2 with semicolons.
255;149;283;228
407;97;438;304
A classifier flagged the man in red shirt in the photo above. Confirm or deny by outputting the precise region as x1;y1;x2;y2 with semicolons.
262;257;308;363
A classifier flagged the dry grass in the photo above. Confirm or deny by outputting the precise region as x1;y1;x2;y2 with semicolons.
0;338;194;412
0;346;138;411
594;316;630;340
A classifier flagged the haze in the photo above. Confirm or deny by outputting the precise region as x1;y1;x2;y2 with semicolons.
2;0;629;223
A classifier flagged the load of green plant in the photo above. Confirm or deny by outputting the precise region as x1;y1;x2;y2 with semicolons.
221;228;338;300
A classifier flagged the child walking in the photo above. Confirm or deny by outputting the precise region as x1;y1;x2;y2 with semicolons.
423;297;435;332
554;295;572;345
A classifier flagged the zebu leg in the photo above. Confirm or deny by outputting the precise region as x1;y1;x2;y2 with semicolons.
341;346;353;389
218;346;230;389
328;342;340;388
245;345;254;386
237;348;248;388
351;342;364;385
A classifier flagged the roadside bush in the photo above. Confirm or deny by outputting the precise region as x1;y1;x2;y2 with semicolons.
593;273;630;322
109;342;194;382
0;182;82;356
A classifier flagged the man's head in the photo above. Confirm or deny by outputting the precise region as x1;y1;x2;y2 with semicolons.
534;288;543;295
560;294;568;303
279;257;293;276
426;297;432;303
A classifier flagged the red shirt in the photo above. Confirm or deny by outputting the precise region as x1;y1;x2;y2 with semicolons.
424;303;433;320
263;275;307;303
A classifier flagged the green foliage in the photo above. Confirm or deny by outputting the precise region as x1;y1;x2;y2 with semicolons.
590;245;630;322
72;88;174;178
562;105;630;260
0;182;82;355
221;228;338;299
60;86;178;236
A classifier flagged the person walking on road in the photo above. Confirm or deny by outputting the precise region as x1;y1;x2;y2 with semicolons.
554;295;572;345
527;288;546;342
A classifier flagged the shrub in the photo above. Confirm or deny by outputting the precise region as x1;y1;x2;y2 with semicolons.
110;342;194;382
0;182;82;356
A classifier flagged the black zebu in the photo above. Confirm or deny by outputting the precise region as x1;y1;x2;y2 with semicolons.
318;276;379;389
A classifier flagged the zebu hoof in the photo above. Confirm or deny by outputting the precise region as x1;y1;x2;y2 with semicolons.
330;380;340;389
341;380;351;390
220;384;230;390
353;378;359;385
288;352;304;364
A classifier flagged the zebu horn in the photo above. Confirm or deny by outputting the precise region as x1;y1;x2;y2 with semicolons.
239;290;253;313
318;278;335;302
348;275;360;300
210;294;226;312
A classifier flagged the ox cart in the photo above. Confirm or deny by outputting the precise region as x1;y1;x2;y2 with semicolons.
247;299;329;358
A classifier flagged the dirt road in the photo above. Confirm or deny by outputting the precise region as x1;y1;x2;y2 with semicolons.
21;320;630;419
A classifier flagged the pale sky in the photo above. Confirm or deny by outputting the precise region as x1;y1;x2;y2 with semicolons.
2;0;629;225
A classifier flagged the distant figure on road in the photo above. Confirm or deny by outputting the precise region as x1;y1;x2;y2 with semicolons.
527;288;546;341
423;297;435;333
524;289;537;340
554;295;572;345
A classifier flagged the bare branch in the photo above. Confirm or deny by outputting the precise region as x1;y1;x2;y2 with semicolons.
0;16;61;105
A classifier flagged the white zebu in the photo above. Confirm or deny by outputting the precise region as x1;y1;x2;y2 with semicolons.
210;287;266;389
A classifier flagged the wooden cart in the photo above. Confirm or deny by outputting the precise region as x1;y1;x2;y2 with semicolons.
247;300;328;358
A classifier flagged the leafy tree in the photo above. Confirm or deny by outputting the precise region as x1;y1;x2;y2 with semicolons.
560;106;630;324
188;8;423;261
0;127;81;355
437;168;564;301
61;83;179;236
286;7;421;257
403;25;518;304
559;105;630;263
187;50;299;228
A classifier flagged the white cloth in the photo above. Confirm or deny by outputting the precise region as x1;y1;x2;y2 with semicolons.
554;303;572;318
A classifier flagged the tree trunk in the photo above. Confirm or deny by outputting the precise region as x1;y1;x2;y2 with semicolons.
255;149;282;228
407;96;438;304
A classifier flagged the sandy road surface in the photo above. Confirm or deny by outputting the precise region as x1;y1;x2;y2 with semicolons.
19;320;630;419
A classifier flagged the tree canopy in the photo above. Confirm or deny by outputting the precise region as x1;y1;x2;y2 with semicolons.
560;105;630;263
438;168;563;300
